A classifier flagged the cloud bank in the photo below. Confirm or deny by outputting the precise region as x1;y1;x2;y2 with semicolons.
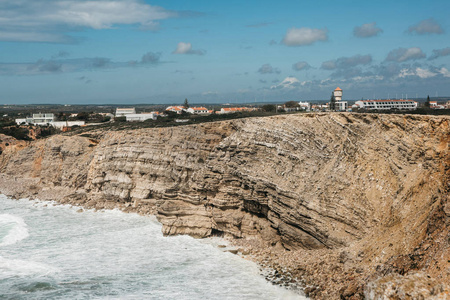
271;77;301;90
385;47;426;62
0;50;164;75
0;0;179;43
321;54;372;70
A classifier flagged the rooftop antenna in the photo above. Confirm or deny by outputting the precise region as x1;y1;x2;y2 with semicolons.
406;93;408;100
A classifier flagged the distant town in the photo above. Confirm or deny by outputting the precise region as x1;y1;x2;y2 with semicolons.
1;87;449;142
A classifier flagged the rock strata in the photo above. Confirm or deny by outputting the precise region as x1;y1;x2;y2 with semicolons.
0;113;449;299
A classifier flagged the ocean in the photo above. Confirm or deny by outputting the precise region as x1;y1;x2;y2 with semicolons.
0;195;306;299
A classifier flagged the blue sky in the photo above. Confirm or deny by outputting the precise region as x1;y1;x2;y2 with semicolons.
1;0;449;104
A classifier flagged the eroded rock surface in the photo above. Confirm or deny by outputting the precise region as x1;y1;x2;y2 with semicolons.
0;113;448;299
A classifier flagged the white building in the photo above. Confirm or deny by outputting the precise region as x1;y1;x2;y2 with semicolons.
31;113;55;124
115;108;136;117
298;101;310;110
125;113;157;122
165;106;186;114
186;107;210;114
16;113;54;126
15;118;27;125
429;101;445;109
52;121;86;129
335;101;348;111
15;115;85;128
311;104;329;111
354;99;418;110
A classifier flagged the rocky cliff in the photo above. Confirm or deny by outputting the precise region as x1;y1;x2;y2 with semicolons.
0;113;448;299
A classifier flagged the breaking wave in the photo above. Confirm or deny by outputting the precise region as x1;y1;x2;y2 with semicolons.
0;214;29;247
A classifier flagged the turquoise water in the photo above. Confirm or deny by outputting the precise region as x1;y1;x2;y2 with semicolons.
0;195;305;299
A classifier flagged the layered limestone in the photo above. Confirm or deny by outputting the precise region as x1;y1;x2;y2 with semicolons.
0;113;448;299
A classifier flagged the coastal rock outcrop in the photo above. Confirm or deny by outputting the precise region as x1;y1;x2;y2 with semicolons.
0;113;448;299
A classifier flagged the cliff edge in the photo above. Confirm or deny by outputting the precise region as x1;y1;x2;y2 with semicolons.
1;113;448;299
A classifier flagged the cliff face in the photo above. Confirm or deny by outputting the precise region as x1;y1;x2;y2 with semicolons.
0;113;448;298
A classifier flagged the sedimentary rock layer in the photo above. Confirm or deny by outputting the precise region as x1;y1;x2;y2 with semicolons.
1;113;448;298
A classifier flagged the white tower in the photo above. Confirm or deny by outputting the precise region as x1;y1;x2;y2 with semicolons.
333;87;343;101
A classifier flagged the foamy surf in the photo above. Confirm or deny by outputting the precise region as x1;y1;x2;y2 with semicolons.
0;214;29;247
0;256;59;277
0;195;307;299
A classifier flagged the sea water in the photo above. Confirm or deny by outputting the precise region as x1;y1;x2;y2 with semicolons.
0;195;306;299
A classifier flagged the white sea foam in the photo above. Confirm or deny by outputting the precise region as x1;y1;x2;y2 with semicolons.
0;214;29;247
0;256;58;277
0;195;307;299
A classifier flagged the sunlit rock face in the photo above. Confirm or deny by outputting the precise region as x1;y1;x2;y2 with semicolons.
1;113;449;298
1;114;448;251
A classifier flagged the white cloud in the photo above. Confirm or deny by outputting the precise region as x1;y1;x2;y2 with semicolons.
172;42;205;55
282;27;328;46
438;67;450;77
415;68;436;79
270;76;301;89
173;42;193;54
398;67;437;79
0;0;178;42
43;1;174;29
352;75;384;82
385;47;426;62
398;68;416;78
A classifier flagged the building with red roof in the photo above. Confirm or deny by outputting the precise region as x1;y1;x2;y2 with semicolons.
165;106;186;114
186;107;209;114
217;107;256;114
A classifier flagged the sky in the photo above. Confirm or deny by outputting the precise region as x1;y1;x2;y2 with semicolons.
1;0;449;104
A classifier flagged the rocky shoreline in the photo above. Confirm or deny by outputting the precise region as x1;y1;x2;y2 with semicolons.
0;188;307;297
2;188;448;299
1;113;449;299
